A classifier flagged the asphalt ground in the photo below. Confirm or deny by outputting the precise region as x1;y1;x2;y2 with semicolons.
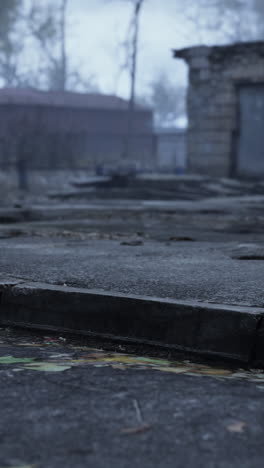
0;195;264;364
1;181;264;466
1;327;264;468
0;234;263;307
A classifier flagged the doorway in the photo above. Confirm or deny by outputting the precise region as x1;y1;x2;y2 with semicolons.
237;85;264;177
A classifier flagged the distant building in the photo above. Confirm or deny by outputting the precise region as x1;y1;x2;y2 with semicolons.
0;88;154;172
174;41;264;177
155;128;187;173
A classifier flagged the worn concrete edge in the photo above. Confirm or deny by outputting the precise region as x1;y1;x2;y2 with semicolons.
0;279;263;366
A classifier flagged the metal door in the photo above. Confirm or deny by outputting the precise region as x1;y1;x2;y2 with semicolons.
237;85;264;176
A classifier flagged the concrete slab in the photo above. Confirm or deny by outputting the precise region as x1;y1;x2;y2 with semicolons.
0;187;263;366
1;194;264;225
0;236;263;306
0;281;263;364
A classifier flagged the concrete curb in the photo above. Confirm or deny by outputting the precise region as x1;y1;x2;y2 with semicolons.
0;280;263;365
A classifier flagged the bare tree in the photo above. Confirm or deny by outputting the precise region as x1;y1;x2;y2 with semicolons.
0;0;22;86
251;0;264;39
27;0;98;92
127;1;144;125
176;0;250;42
27;0;69;90
57;0;68;91
147;74;186;128
112;0;145;160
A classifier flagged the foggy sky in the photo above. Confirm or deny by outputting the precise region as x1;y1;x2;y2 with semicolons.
65;0;253;98
65;1;193;98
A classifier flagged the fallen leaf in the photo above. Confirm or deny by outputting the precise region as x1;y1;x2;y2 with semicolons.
231;372;250;379
156;366;190;374
49;354;72;359
24;362;72;372
71;358;103;365
133;357;170;366
111;364;127;370
0;356;36;365
121;424;152;435
190;367;233;377
71;346;101;351
226;421;247;433
98;356;169;366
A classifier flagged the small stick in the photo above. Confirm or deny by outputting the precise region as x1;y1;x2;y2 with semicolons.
133;398;143;424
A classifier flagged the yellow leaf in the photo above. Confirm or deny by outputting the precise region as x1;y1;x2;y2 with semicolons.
71;359;102;364
81;353;108;359
133;357;170;366
195;367;232;377
156;366;190;374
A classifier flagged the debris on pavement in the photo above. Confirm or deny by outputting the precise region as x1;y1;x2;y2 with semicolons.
0;328;264;382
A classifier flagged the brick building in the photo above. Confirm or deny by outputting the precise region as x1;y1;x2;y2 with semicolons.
174;41;264;177
0;88;154;172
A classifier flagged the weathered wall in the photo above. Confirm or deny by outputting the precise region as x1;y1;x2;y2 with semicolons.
175;42;264;177
0;104;154;171
1;132;155;171
0;104;153;135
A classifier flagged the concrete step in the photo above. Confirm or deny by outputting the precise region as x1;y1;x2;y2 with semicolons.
1;279;264;367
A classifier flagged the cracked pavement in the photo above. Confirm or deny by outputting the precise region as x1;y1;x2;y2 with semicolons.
1;327;264;468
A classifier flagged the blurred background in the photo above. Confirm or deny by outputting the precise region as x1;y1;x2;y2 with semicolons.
0;0;264;199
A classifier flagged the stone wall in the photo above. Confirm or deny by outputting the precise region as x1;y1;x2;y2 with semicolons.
175;42;264;177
